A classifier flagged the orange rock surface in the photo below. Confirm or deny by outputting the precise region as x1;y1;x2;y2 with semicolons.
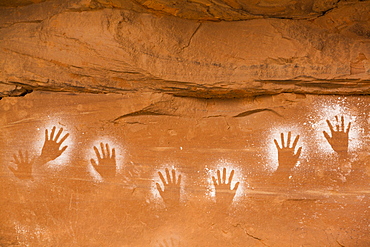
0;0;369;246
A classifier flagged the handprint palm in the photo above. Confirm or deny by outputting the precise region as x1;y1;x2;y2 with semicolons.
158;237;182;247
156;168;181;208
40;126;69;163
323;116;351;157
9;150;34;180
91;143;117;179
274;132;302;174
212;168;240;206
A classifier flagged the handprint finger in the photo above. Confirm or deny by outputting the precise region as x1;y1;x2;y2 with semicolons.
287;131;291;148
54;128;63;142
326;120;334;134
100;143;106;158
323;131;331;142
228;169;235;185
295;146;302;159
9;166;17;174
335;116;339;131
156;183;163;193
222;168;226;184
346;121;351;133
281;133;285;148
172;169;176;184
45;129;49;141
165;168;171;184
212;176;217;186
59;146;68;154
93;146;101;160
177;174;181;186
58;133;69;145
25;150;29;163
158;171;166;185
233;181;240;191
50;126;56;140
341;116;345;132
164;239;169;247
292;135;300;149
29;156;35;165
19;150;24;163
12;153;19;164
106;143;110;158
111;148;116;159
217;169;221;185
90;159;98;169
274;139;281;150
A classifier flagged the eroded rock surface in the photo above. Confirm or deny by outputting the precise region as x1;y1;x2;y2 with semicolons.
0;92;369;246
0;0;370;98
0;1;370;246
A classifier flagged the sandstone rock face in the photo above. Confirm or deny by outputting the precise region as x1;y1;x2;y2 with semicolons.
0;0;370;97
0;92;369;246
0;0;369;246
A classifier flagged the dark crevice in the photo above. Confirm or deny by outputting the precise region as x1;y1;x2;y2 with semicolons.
233;223;269;246
233;108;283;118
112;109;176;123
0;19;43;29
181;23;202;50
314;0;341;19
0;85;33;99
0;0;365;24
3;79;370;99
117;0;347;22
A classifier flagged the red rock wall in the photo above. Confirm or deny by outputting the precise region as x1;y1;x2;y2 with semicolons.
0;0;370;97
0;0;370;246
0;92;369;246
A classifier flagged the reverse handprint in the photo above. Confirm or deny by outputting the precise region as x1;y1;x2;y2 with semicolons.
158;237;182;247
9;150;34;180
212;168;240;206
156;168;181;207
274;132;302;174
91;143;117;179
323;116;351;157
39;126;69;163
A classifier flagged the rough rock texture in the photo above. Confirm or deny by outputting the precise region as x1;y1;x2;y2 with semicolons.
0;0;370;246
0;0;370;98
0;92;369;246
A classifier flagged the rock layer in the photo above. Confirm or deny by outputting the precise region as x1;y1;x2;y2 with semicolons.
0;0;370;98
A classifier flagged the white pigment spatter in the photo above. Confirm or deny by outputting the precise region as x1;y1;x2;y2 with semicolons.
306;97;365;156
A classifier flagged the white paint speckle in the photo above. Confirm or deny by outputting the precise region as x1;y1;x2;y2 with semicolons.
307;98;364;156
